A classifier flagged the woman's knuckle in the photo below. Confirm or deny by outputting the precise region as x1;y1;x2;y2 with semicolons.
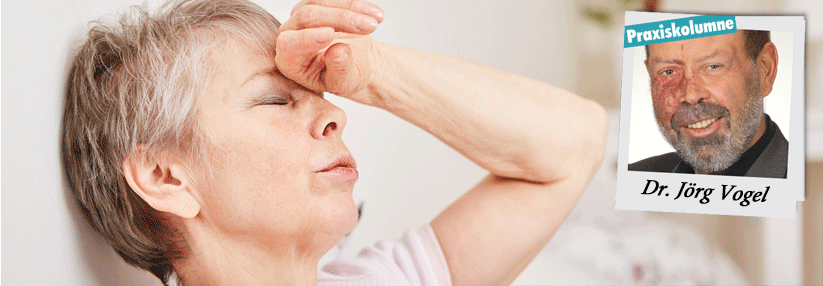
294;7;314;27
337;10;353;24
349;0;362;11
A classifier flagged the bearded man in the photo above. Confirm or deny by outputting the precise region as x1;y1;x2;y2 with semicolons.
629;30;788;178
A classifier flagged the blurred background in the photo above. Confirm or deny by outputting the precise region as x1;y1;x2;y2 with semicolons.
2;0;821;284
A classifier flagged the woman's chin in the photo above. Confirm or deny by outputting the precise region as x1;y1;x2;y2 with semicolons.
317;194;359;237
336;197;360;235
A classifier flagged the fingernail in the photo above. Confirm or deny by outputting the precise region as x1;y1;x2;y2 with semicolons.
356;16;378;31
333;51;349;63
363;6;384;21
314;28;333;43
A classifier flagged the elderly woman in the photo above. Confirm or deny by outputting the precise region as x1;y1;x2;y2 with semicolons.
62;0;607;285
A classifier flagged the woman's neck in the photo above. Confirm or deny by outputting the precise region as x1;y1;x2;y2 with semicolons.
173;221;337;285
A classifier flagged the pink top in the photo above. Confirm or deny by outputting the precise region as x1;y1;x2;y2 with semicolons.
318;224;452;286
167;225;451;286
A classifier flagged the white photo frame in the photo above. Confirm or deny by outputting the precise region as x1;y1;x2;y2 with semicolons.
615;12;805;217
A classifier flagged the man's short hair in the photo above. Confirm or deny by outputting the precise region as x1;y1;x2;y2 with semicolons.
61;0;279;282
742;30;771;61
645;29;771;62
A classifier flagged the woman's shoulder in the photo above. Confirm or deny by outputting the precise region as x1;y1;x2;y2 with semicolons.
318;224;452;286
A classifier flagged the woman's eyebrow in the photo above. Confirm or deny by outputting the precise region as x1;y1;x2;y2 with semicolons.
241;67;278;87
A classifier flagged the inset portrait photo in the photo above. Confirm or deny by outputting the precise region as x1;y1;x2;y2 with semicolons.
616;13;805;217
628;30;792;179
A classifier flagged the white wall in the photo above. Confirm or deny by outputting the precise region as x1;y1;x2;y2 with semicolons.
2;1;176;284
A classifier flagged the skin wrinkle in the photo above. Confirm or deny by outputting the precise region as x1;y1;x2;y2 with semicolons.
647;32;765;173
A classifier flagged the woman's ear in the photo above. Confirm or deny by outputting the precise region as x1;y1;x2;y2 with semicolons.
122;149;201;219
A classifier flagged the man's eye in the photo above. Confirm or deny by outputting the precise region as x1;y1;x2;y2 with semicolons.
707;64;722;69
661;69;675;75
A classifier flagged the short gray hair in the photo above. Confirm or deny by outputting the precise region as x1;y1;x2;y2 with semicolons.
61;0;280;282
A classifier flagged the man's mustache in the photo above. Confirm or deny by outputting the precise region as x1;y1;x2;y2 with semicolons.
670;101;730;128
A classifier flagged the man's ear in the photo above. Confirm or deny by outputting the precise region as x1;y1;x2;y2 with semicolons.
644;59;650;75
122;149;200;219
756;42;779;98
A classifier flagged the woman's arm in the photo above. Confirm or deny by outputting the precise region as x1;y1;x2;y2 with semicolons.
366;44;606;184
275;1;608;284
370;42;608;286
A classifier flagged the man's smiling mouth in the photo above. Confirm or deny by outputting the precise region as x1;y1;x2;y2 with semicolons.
686;117;719;129
680;116;724;139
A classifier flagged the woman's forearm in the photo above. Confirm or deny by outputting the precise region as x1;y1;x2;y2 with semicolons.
365;42;608;183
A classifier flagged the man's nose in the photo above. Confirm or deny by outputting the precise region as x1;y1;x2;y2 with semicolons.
681;69;709;104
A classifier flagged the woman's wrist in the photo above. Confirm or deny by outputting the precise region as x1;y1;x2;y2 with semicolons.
362;41;420;115
361;40;392;108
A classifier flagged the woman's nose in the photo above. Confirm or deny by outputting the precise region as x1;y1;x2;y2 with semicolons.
309;95;347;140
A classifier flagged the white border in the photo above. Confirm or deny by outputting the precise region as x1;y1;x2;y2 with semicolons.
615;12;806;217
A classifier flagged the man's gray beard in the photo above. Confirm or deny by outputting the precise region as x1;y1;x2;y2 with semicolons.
656;64;764;174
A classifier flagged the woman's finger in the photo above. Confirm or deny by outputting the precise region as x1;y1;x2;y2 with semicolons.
322;42;361;95
290;0;384;23
281;5;378;34
275;28;335;89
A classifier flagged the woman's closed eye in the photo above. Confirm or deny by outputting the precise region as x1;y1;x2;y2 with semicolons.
261;96;289;105
253;94;290;106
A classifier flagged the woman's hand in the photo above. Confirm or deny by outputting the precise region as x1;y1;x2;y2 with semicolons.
275;0;384;103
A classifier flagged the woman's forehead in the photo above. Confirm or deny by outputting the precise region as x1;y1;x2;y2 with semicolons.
203;38;313;104
206;40;278;95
